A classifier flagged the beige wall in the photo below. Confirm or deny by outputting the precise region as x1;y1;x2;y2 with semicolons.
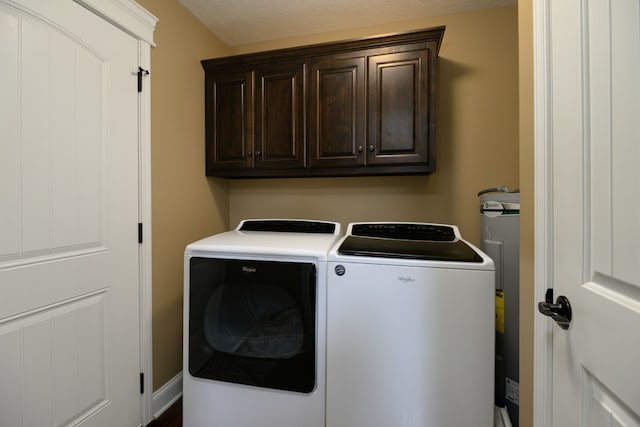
518;0;534;426
229;6;519;246
139;1;527;410
136;0;231;389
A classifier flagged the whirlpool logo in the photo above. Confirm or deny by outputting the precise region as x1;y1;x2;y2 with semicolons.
242;266;257;274
398;276;415;284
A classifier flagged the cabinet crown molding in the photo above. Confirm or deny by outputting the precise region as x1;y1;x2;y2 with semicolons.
202;26;445;69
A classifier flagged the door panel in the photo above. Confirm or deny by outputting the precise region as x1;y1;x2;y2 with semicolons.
0;292;108;426
0;1;140;425
583;372;640;427
546;0;640;424
2;18;105;261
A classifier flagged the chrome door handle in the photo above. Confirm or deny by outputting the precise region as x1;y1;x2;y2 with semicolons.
538;294;572;330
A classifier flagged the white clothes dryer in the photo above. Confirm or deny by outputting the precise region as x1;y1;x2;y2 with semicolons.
326;222;495;427
183;219;342;427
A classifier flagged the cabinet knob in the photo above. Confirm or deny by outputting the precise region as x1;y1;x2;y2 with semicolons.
368;144;375;152
255;150;262;157
246;151;252;157
357;145;363;153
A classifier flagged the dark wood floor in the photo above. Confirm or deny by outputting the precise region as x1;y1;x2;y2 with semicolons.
146;398;182;427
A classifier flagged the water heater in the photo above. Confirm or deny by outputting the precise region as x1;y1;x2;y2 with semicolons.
479;188;520;427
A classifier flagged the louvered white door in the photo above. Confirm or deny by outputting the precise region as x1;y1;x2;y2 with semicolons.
0;1;141;425
540;0;640;425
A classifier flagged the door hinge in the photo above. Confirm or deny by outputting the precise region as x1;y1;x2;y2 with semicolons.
140;372;144;394
138;223;143;244
137;66;149;92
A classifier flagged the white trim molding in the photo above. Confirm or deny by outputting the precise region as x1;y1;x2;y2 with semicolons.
152;372;183;420
138;38;155;426
533;0;553;426
74;0;157;45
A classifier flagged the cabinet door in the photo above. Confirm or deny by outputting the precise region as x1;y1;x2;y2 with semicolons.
205;70;253;173
255;62;305;170
308;56;365;168
367;49;434;168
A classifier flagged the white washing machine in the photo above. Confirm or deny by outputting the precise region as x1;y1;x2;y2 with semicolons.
327;222;495;427
183;219;342;427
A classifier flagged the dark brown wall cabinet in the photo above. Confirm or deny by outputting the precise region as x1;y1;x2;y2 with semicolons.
202;27;444;178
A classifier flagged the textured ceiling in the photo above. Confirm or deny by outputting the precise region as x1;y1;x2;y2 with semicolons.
177;0;516;46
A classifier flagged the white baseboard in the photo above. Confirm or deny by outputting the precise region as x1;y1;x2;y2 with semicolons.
152;372;183;420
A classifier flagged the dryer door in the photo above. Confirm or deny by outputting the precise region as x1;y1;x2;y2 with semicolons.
188;257;317;393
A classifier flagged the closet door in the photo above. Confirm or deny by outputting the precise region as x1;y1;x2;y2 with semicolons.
0;1;141;426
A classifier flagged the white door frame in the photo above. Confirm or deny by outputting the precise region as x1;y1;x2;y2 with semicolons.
73;1;157;425
137;39;155;426
532;0;553;425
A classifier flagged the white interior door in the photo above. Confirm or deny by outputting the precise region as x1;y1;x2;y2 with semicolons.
538;0;640;425
0;1;141;426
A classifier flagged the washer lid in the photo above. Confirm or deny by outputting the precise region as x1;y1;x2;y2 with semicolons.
338;223;483;262
338;236;483;262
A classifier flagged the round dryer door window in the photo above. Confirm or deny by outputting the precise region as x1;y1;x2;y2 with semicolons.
188;257;317;393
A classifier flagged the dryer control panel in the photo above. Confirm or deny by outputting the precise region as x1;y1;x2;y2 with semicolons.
351;223;456;241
